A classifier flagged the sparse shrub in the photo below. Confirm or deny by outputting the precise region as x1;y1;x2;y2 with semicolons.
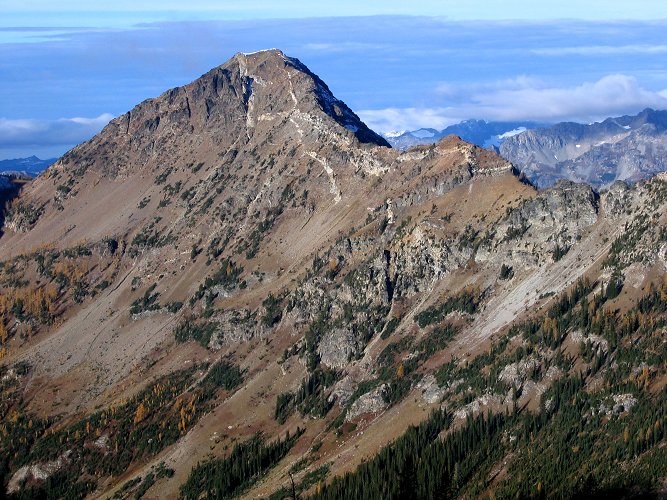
552;243;570;262
605;273;624;300
499;264;514;280
130;284;160;315
191;162;204;173
153;167;173;185
262;293;283;327
174;317;218;348
166;301;183;313
415;290;480;328
381;317;400;340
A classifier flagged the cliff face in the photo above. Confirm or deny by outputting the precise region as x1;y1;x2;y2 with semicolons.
1;51;667;498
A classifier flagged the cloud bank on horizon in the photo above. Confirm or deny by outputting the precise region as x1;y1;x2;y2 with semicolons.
0;115;113;160
2;11;667;158
359;74;667;133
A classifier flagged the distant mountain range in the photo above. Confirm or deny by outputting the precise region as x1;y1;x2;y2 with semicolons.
384;120;541;151
500;108;667;189
384;109;667;189
0;156;56;177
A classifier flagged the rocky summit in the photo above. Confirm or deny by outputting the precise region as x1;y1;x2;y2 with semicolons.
1;50;667;499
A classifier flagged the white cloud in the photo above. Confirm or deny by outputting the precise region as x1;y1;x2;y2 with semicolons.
435;75;543;98
358;107;458;134
0;113;113;148
469;74;667;121
67;114;114;126
359;74;667;132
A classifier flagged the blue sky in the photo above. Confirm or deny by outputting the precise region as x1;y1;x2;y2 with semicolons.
2;2;667;159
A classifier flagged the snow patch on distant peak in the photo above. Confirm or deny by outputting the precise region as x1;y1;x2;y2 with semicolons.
345;124;359;133
384;130;407;138
498;127;527;139
610;119;632;131
483;127;529;148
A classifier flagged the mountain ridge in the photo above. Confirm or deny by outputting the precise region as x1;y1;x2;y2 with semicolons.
0;50;666;499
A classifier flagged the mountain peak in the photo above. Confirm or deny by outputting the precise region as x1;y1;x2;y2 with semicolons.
55;49;388;178
239;48;287;57
228;48;290;71
220;49;389;146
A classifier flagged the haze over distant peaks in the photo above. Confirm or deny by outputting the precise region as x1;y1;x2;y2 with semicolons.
0;156;56;177
383;119;542;151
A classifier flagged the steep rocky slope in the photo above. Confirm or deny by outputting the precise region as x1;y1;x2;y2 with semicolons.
501;108;667;188
0;50;666;498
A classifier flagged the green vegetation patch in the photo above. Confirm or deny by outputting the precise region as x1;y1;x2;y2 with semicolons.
274;368;341;424
174;317;219;348
129;284;161;315
414;290;480;328
180;428;304;498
